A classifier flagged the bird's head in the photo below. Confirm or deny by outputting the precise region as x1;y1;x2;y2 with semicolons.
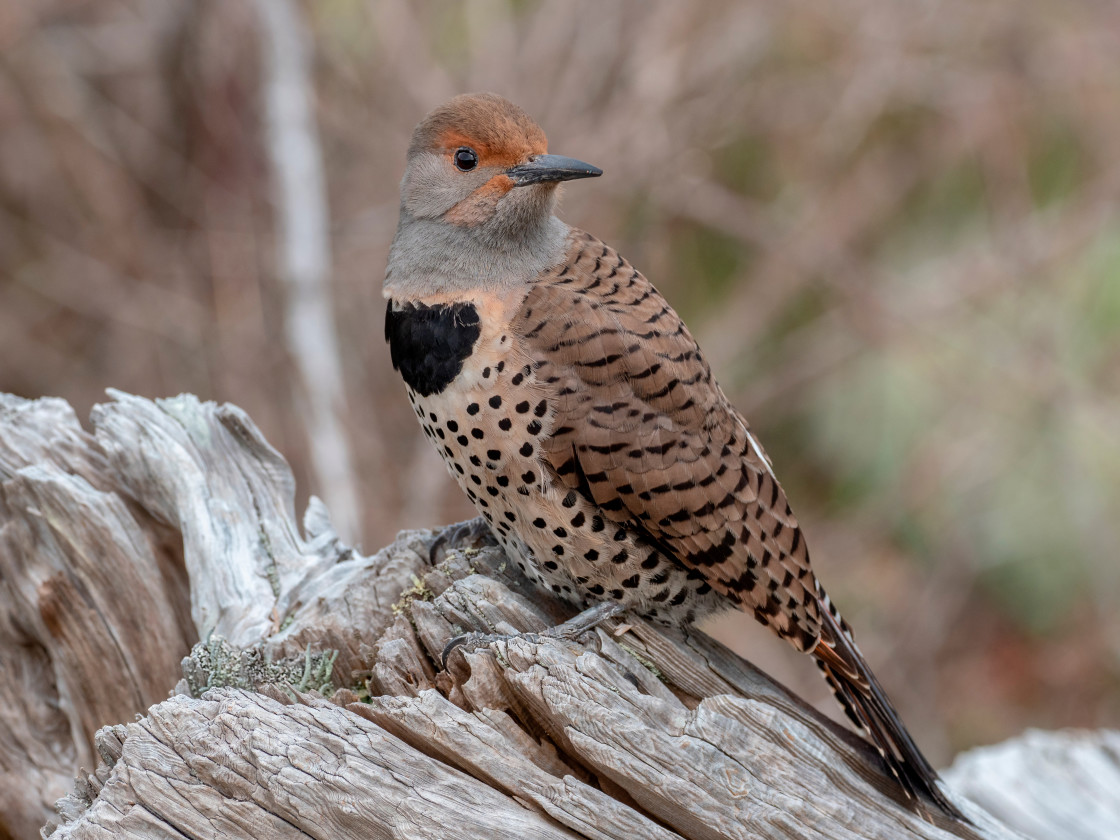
399;93;601;240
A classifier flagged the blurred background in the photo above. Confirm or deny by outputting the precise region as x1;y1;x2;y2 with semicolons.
1;0;1117;766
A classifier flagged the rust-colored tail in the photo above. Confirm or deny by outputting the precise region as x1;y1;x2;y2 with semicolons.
813;605;968;823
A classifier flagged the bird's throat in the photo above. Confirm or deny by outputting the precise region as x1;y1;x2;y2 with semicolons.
384;212;571;300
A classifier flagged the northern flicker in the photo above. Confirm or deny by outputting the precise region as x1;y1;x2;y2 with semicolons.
384;92;964;822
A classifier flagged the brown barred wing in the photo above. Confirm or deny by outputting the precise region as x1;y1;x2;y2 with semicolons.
517;230;823;650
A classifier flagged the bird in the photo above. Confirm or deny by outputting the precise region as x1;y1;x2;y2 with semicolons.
383;92;964;822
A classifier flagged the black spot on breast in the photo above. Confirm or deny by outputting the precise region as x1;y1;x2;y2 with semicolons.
385;300;481;396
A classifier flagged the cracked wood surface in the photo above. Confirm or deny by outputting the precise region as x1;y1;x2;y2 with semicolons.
52;690;579;840
0;391;1113;840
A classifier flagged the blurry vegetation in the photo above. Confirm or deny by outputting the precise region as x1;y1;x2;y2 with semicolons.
1;0;1118;761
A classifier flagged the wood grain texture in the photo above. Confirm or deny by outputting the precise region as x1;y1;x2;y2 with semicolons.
50;689;578;840
0;395;192;838
0;390;1110;839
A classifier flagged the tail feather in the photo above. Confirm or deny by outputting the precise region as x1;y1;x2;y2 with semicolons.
813;605;968;824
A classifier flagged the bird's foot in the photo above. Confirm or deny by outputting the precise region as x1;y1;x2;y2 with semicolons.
440;601;625;668
428;516;498;565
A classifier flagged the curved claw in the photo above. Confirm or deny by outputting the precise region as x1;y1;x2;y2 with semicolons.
439;603;627;670
440;630;545;669
440;632;476;669
428;517;497;565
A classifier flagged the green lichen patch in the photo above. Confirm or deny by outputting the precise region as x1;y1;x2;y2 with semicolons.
616;641;665;682
391;574;434;616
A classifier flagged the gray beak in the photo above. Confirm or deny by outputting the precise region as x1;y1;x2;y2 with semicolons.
506;154;602;186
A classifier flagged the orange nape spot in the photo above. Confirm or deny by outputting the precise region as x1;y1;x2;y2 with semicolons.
437;128;547;169
446;174;516;227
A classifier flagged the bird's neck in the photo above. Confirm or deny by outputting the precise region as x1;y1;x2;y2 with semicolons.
384;210;571;300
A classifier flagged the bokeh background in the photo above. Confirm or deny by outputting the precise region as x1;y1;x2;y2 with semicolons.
1;0;1118;766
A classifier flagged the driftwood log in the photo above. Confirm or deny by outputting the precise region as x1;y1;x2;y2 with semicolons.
0;391;1116;840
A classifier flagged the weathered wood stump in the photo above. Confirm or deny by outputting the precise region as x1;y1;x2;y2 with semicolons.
1;391;1115;840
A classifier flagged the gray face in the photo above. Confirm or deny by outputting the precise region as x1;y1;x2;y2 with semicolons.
399;151;491;220
386;153;569;299
400;149;561;236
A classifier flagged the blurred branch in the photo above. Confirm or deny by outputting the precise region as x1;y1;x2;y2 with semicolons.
254;0;363;542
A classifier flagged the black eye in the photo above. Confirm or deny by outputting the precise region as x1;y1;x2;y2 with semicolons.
454;147;478;172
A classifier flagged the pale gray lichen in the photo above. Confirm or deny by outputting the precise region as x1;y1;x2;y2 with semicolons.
181;634;337;697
